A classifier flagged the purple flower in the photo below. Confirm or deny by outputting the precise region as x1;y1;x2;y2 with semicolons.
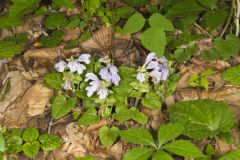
55;60;67;72
97;88;108;99
99;64;121;86
78;54;91;64
63;79;72;90
85;73;109;99
144;52;157;66
149;70;162;84
136;72;146;83
67;61;86;74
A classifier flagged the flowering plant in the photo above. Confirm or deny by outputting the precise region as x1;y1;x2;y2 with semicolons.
44;52;178;126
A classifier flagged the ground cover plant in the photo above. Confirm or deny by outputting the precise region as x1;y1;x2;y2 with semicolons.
0;0;240;159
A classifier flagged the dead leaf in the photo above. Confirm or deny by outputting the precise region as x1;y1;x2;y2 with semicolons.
63;28;81;42
0;71;31;113
16;81;53;117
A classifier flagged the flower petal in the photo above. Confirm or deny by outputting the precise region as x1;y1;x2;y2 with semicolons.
97;87;108;99
55;60;67;72
136;72;145;83
78;54;91;64
85;73;99;82
144;52;156;65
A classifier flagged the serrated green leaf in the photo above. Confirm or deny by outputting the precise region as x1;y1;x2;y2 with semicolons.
40;30;64;48
201;48;220;61
5;136;23;154
205;144;215;156
219;132;236;144
219;150;240;160
39;134;61;151
44;13;68;29
163;140;204;158
0;0;40;28
52;95;77;119
148;13;174;31
77;108;100;125
122;12;145;34
164;73;180;97
205;9;227;30
99;126;119;147
158;123;185;146
44;72;63;89
141;27;166;57
22;128;39;142
120;128;155;147
142;91;161;110
222;66;240;85
22;141;40;158
0;41;23;58
52;0;74;9
116;6;135;19
166;1;205;17
152;150;173;160
197;0;219;9
123;147;154;160
174;46;196;62
169;100;235;139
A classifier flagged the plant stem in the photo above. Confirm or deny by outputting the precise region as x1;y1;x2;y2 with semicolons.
194;23;214;38
235;0;240;36
221;0;235;36
134;97;141;107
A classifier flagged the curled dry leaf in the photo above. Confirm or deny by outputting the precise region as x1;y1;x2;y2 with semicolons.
62;28;81;42
61;123;92;158
108;141;123;160
24;47;63;66
80;27;112;51
20;82;53;117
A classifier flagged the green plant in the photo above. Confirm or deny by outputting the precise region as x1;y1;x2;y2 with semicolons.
169;100;236;140
222;65;240;85
120;123;204;160
1;127;61;158
188;69;216;91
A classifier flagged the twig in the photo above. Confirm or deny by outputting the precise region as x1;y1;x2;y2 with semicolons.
235;0;240;36
194;23;214;38
221;0;235;36
85;119;108;132
47;118;53;134
51;113;73;126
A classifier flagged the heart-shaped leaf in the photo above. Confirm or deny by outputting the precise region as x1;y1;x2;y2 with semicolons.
99;126;119;147
122;12;145;34
22;141;40;158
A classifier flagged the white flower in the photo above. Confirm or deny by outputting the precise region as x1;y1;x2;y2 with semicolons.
136;72;146;83
99;64;121;86
67;61;86;74
78;54;91;64
97;88;108;99
85;73;109;99
144;52;157;66
63;79;72;90
55;60;67;72
149;70;162;84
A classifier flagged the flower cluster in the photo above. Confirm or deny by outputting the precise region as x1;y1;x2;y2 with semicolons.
55;54;91;90
85;57;121;100
55;55;121;100
136;52;170;84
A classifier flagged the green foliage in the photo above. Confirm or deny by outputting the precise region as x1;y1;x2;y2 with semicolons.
148;13;174;31
39;134;61;151
77;108;100;125
22;141;40;158
40;30;65;48
99;126;119;147
222;66;240;85
44;13;68;30
0;41;23;58
120;128;155;147
169;100;235;139
141;92;161;110
5;135;23;153
188;69;216;91
44;72;63;89
121;124;204;159
205;9;228;30
201;35;240;61
121;12;145;34
174;46;197;62
22;128;39;142
158;123;185;146
219;150;240;160
52;0;74;9
123;147;154;160
162;140;204;158
0;134;4;153
141;28;166;57
52;95;77;119
0;0;40;28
